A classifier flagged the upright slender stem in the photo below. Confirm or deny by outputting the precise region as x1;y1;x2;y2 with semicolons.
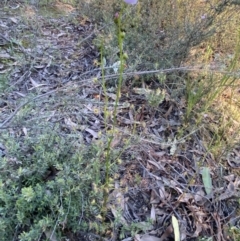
102;8;125;213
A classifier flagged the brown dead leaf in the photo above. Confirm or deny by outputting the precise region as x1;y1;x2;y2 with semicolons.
212;212;224;241
217;182;235;201
121;238;132;241
44;229;58;241
149;150;166;158
135;234;161;241
110;136;122;148
234;176;240;187
22;127;28;136
224;174;235;182
192;222;203;237
150;189;161;204
30;77;39;88
227;153;240;168
147;159;164;170
9;17;18;24
150;204;156;222
85;128;99;139
194;189;205;204
106;92;117;100
179;219;187;241
15;92;26;97
134;234;141;241
64;117;78;130
163;104;173;118
57;32;67;38
188;205;207;224
159;225;173;241
178;193;193;203
34;65;45;69
129;107;134;122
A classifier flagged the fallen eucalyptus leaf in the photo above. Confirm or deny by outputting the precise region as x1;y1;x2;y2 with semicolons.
201;167;212;195
172;215;180;241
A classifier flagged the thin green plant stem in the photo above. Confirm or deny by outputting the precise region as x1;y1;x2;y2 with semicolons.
101;41;109;129
102;8;125;213
113;11;125;127
100;39;112;213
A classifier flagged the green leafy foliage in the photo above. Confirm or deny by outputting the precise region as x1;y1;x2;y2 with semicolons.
0;126;110;240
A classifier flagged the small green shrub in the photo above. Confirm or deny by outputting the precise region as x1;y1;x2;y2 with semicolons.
0;125;111;240
228;226;240;241
0;74;9;94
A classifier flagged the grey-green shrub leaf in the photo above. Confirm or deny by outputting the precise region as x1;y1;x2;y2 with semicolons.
201;167;212;195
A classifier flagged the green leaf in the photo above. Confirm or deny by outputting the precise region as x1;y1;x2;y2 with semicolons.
172;215;180;241
202;167;212;195
21;186;35;202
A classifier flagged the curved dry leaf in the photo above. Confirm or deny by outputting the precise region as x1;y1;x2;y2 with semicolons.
194;189;205;203
106;92;117;100
34;65;45;69
178;193;193;203
85;128;99;139
234;176;240;187
158;183;167;199
192;222;203;237
9;17;19;24
153;151;166;157
150;204;156;222
44;229;58;241
227;157;240;168
30;77;39;88
64;117;78;130
121;238;132;241
150;189;161;204
224;174;235;182
22;127;28;136
110;136;121;148
159;225;173;241
147;159;163;170
136;234;161;241
217;182;235;201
